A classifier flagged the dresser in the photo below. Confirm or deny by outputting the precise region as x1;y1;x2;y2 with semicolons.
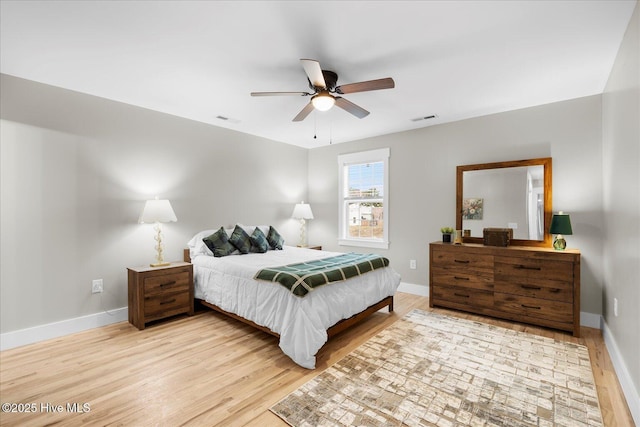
127;262;194;330
429;242;581;337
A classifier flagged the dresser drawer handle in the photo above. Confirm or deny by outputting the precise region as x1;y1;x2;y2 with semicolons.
515;265;541;271
550;288;561;293
521;285;542;290
454;276;470;281
160;281;177;288
160;298;177;305
454;259;470;264
521;304;541;310
454;293;470;298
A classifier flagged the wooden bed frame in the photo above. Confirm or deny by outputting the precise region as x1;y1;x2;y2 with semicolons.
183;249;394;339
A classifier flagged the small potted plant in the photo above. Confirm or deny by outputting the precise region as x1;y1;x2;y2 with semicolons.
440;227;454;243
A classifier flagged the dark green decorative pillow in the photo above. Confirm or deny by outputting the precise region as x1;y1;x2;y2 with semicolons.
267;226;284;250
229;225;251;254
250;227;269;253
203;227;236;257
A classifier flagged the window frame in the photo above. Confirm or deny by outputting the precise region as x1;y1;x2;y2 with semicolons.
337;148;390;249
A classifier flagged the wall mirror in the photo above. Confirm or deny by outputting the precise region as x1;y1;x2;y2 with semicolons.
456;157;552;247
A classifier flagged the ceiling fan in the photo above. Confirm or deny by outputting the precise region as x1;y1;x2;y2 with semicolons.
251;59;395;122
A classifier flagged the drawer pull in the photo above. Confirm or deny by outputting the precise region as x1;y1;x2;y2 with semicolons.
550;288;561;293
454;276;470;281
454;259;470;264
160;281;177;288
521;285;542;290
521;304;541;310
454;293;470;298
515;265;541;271
160;298;177;305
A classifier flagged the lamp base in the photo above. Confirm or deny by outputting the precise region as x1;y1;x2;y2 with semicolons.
150;261;170;268
553;235;567;251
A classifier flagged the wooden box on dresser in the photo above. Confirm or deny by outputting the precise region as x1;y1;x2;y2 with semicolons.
429;242;581;337
127;262;194;330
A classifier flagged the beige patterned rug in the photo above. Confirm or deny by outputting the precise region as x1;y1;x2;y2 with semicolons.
271;309;603;427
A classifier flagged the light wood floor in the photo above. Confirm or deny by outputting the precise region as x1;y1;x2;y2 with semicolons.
0;292;634;426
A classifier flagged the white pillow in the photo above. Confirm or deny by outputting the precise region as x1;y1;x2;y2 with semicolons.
237;224;270;240
187;229;215;259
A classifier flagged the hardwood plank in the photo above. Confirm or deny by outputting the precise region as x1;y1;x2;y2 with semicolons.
0;292;634;426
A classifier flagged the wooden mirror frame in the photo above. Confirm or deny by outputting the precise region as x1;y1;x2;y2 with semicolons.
456;157;553;247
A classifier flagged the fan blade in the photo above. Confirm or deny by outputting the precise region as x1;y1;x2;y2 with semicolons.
251;91;308;97
335;77;395;94
335;97;370;119
300;59;326;89
292;102;315;122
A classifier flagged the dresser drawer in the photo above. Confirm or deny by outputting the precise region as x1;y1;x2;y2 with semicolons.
432;285;494;310
432;249;493;271
494;278;572;303
144;270;191;295
432;267;493;291
494;292;573;324
495;256;573;283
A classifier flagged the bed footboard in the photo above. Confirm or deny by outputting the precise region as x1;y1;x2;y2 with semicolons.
198;295;394;340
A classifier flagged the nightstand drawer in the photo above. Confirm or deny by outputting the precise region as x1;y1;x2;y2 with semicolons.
144;271;191;295
145;292;192;319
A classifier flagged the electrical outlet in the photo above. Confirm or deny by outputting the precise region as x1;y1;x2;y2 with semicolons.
614;298;618;317
92;279;103;294
409;259;417;269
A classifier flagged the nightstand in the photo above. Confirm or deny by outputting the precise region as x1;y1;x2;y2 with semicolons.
127;262;194;330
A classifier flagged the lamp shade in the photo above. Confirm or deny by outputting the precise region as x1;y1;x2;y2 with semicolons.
549;212;572;235
139;198;177;224
292;201;314;220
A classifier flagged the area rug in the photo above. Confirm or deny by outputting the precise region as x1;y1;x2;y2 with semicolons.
271;309;603;427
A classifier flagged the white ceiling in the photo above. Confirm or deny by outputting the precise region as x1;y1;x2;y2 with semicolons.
0;1;636;149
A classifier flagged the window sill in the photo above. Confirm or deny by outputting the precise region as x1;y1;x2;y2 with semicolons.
338;239;389;250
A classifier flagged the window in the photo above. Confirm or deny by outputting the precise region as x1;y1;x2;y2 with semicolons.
338;148;389;249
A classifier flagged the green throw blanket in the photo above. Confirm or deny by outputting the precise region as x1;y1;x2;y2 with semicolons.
254;253;390;297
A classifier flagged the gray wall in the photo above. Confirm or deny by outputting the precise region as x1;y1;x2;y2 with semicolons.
602;1;640;405
308;95;605;316
0;74;308;333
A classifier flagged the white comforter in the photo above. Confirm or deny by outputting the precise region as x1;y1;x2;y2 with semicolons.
192;246;401;368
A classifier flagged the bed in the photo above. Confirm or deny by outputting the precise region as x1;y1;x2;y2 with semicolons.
185;226;401;369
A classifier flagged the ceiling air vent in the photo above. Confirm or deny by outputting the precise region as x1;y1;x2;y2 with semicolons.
411;114;438;122
216;115;240;123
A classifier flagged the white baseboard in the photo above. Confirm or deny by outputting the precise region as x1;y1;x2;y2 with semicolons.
0;307;128;351
397;281;429;297
602;319;640;426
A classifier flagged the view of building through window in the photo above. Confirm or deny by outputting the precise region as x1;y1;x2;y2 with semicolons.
346;161;384;239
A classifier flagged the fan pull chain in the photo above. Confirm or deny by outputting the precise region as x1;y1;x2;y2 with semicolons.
313;110;317;139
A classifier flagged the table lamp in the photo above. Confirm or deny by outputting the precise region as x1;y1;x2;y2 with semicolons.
549;211;572;250
139;197;177;266
292;201;314;247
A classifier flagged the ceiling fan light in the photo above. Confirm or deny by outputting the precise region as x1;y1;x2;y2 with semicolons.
311;92;335;111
